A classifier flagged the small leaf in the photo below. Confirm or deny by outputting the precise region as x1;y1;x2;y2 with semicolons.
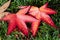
0;0;11;13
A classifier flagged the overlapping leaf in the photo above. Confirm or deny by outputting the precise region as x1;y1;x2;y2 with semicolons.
0;1;59;37
28;3;58;36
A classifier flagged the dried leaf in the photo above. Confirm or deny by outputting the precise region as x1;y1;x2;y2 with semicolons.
0;0;11;13
0;12;10;19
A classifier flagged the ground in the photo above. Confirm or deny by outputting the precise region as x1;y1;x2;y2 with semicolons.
0;0;60;40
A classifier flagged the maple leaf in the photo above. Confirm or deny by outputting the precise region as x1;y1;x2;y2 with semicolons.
0;4;37;36
0;0;31;36
28;4;58;36
1;6;37;36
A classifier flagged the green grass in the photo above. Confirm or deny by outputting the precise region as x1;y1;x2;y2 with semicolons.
0;0;60;40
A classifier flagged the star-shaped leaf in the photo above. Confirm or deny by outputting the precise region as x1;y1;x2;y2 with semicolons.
1;8;37;36
28;3;58;36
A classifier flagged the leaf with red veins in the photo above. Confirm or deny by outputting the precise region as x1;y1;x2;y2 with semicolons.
16;6;31;15
28;6;58;36
29;6;39;16
29;6;58;29
2;14;17;35
16;18;28;36
39;2;57;14
31;20;40;36
41;12;58;29
16;15;37;23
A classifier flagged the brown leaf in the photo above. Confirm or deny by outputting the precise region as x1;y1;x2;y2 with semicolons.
0;0;11;13
0;12;10;19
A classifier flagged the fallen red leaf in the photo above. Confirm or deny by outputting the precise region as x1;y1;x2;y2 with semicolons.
29;5;58;36
1;12;37;36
